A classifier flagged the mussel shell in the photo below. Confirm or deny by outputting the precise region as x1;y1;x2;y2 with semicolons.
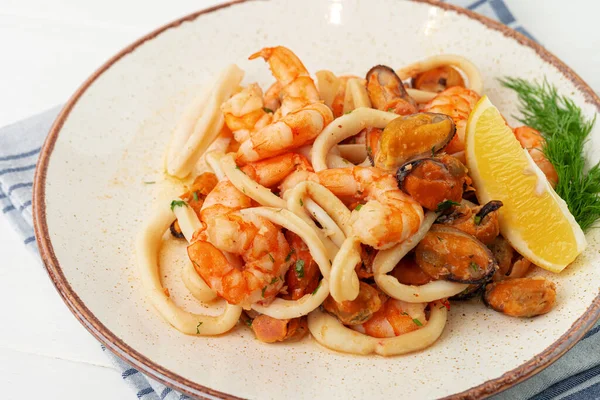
170;220;185;239
450;282;485;301
373;112;455;171
415;225;497;284
482;277;556;317
365;65;413;111
397;155;467;211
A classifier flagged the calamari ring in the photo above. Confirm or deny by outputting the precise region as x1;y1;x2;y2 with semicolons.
343;78;372;113
241;207;332;319
221;153;286;208
166;64;244;178
373;211;468;302
329;236;361;302
308;301;447;356
136;204;241;335
311;107;398;171
396;55;483;104
172;203;218;302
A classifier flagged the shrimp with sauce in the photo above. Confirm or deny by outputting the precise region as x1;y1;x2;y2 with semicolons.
244;312;308;343
187;178;291;306
221;83;273;143
316;166;424;249
352;299;428;338
422;87;480;154
249;46;320;117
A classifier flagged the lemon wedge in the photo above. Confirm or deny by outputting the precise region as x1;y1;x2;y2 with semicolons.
465;96;586;273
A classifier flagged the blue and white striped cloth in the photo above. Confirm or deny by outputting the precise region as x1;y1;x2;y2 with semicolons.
1;1;598;399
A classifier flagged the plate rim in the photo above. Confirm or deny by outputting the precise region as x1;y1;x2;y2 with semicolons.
32;0;600;399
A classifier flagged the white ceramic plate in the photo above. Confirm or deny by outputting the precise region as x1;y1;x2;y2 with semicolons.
33;0;600;398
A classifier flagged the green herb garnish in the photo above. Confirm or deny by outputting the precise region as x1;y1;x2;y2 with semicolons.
295;260;305;278
263;107;274;114
299;198;304;206
268;253;275;263
192;191;199;202
469;262;479;272
196;321;203;334
413;318;423;327
270;276;278;284
345;110;353;115
474;215;482;225
170;200;187;211
245;319;253;327
435;200;460;213
285;249;295;262
500;77;600;231
261;286;267;297
431;146;436;156
355;204;363;211
312;281;322;295
387;107;394;112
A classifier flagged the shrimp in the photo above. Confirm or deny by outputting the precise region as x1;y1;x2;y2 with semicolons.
264;81;283;114
170;172;219;238
282;231;321;300
236;102;333;163
513;126;558;187
422;87;480;154
249;46;320;117
316;166;424;249
221;83;272;143
187;179;291;306
352;299;427;338
240;152;313;189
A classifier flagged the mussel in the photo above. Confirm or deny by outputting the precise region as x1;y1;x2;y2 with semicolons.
323;282;387;325
366;65;417;115
390;253;433;286
370;113;456;172
450;283;485;301
436;200;503;244
415;225;497;283
488;236;532;281
396;154;467;210
244;313;309;343
411;66;465;93
483;277;556;317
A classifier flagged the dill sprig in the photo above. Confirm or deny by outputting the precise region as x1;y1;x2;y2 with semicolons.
499;77;600;231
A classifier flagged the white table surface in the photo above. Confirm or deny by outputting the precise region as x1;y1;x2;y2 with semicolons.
1;1;598;398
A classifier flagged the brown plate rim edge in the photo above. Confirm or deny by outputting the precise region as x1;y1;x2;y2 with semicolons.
31;0;600;399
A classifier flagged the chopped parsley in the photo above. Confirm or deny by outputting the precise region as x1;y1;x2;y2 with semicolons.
473;215;482;225
270;276;278;284
299;198;304;206
170;200;187;211
196;321;203;334
387;107;394;112
268;253;275;263
344;110;353;115
312;281;322;295
413;318;423;327
431;146;436;156
354;204;363;211
192;191;199;202
261;286;267;297
469;262;480;272
435;199;460;213
263;107;274;114
295;260;305;278
245;318;253;327
285;249;295;262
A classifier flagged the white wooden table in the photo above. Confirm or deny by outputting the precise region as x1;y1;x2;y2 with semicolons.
1;1;598;398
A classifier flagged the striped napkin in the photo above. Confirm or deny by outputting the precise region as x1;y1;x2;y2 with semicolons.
1;1;599;399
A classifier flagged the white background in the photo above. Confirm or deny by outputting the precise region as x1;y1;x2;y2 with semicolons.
1;1;598;398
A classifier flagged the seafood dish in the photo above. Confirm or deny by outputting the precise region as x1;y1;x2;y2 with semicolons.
136;46;588;356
